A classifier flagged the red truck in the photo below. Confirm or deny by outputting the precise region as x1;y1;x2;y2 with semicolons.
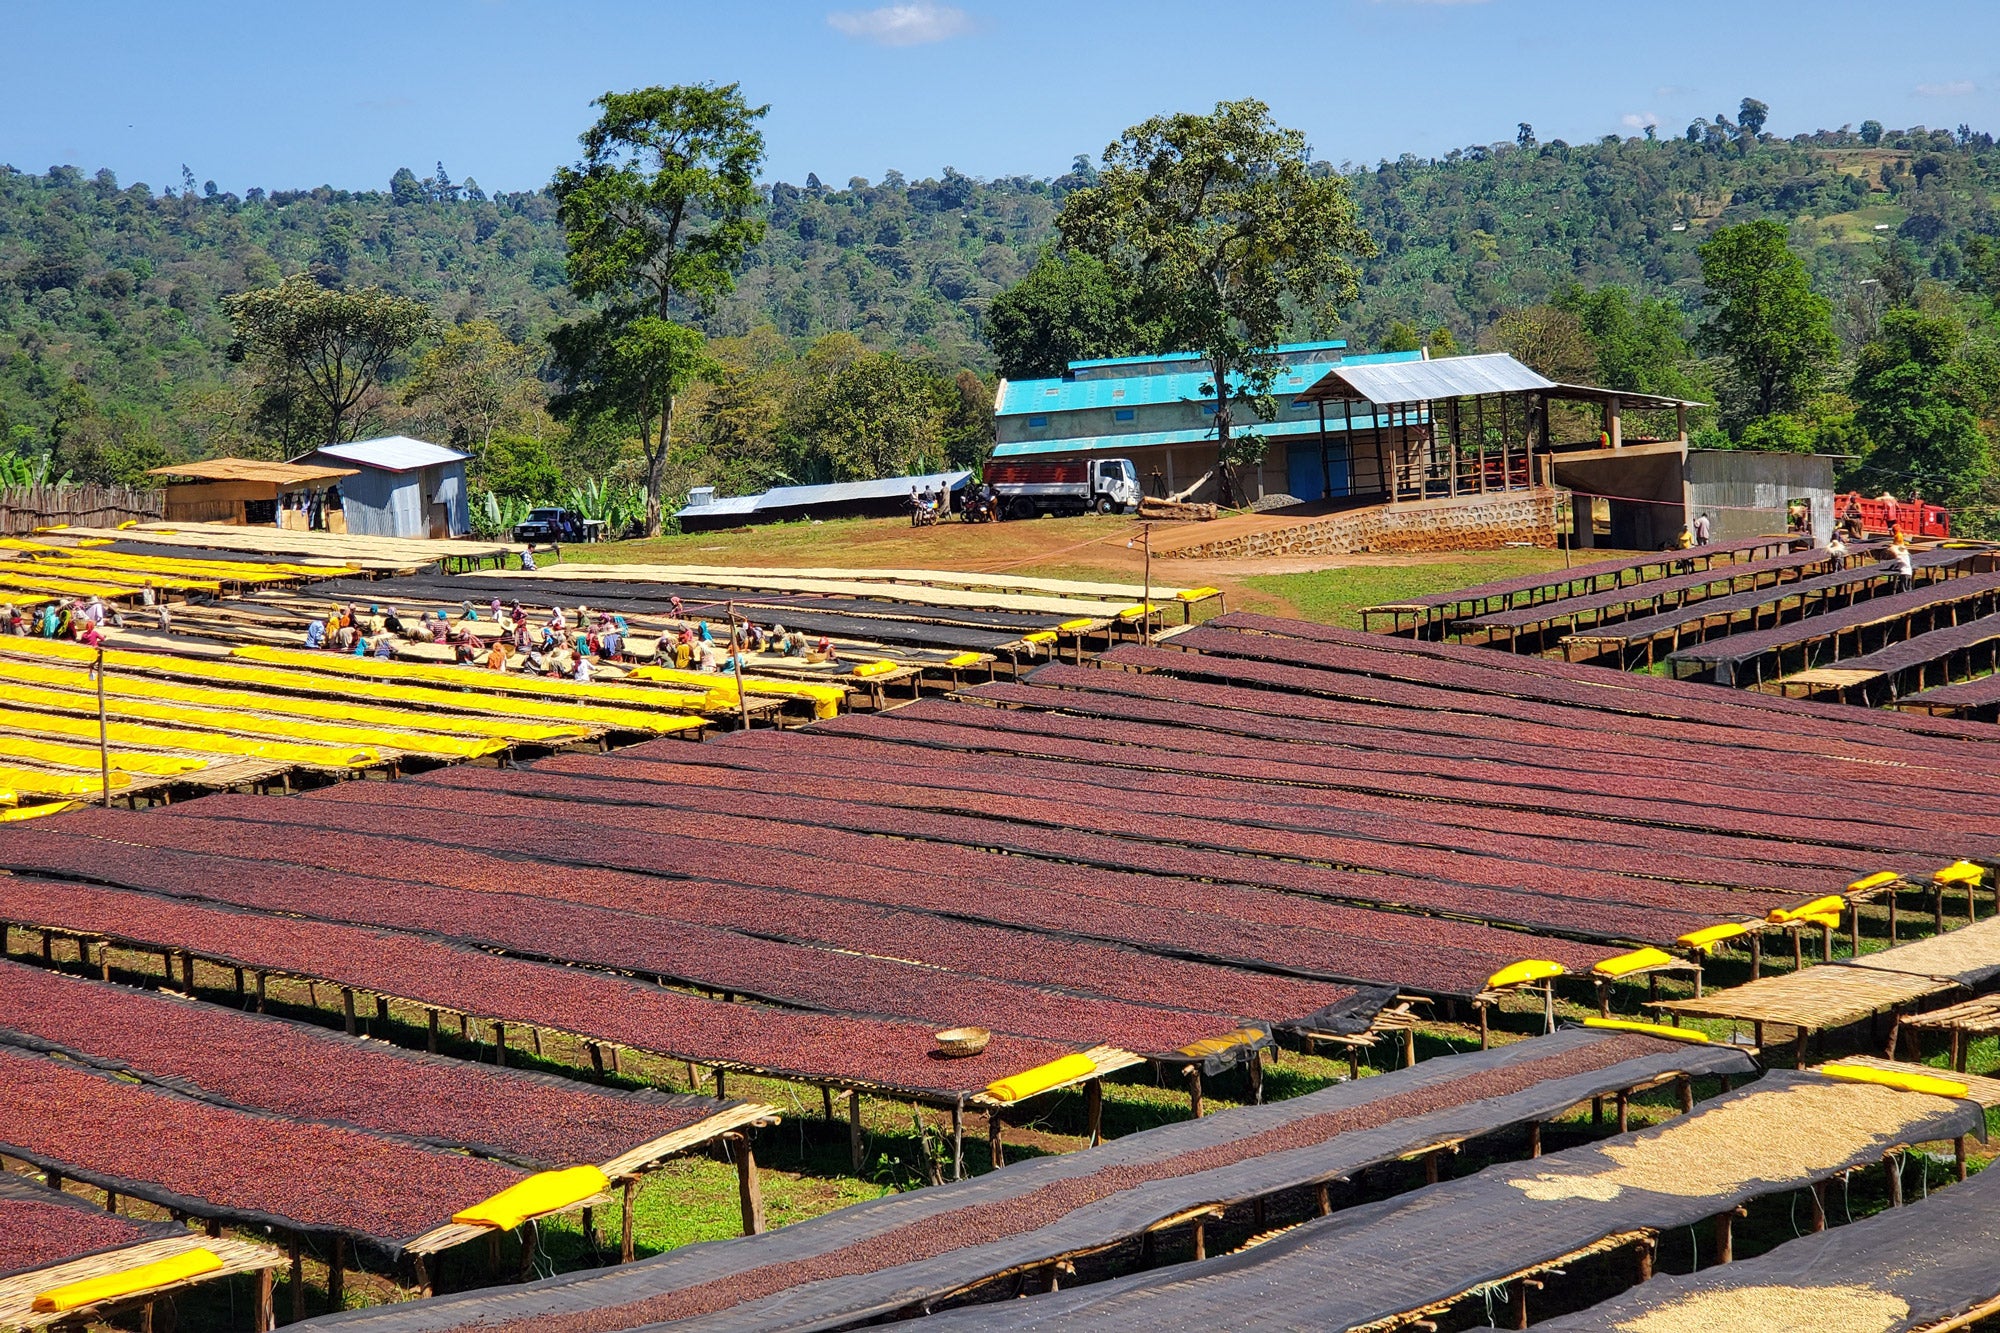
1836;492;1950;540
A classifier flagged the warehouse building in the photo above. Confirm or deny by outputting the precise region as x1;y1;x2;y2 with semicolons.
991;342;1426;506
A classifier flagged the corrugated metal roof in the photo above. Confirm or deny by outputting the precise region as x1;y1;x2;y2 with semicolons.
147;458;356;485
1067;339;1346;372
1300;353;1556;405
998;350;1424;418
991;411;1403;459
674;470;971;520
304;436;471;473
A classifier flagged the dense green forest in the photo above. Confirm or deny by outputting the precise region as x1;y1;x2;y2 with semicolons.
5;109;2000;521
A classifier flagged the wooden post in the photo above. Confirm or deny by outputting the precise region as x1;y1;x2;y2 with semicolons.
256;1265;276;1331
1190;1221;1205;1262
1477;1001;1489;1050
731;1134;765;1235
1886;1153;1904;1207
1792;927;1804;973
1809;1180;1827;1231
410;1254;432;1300
1956;1135;1968;1182
1714;1208;1739;1263
1616;1090;1630;1134
255;971;266;1013
822;1085;834;1125
1676;1075;1694;1114
1316;1182;1331;1216
326;1236;345;1312
427;1010;440;1054
341;988;356;1036
1634;1236;1655;1282
1424;1150;1441;1184
1188;1065;1203;1118
1528;1122;1542;1159
288;1238;303;1324
1750;933;1762;980
725;604;753;731
851;1091;865;1173
1510;1279;1528;1331
493;1021;505;1066
1141;524;1153;647
95;645;111;808
1889;891;1899;943
1247;1052;1264;1104
620;1178;636;1262
952;1096;965;1180
518;1220;538;1281
1085;1078;1103;1147
1850;906;1861;961
1404;1024;1417;1068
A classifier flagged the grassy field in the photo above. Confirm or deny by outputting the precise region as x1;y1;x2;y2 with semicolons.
1238;549;1573;628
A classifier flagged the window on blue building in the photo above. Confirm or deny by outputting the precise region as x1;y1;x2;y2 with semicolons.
1028;415;1048;428
1113;408;1136;422
1201;404;1217;416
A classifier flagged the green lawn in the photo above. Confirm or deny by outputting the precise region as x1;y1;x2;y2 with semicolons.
1239;549;1576;628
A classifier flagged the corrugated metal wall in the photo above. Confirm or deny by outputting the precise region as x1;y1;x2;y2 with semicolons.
1685;450;1833;545
332;467;425;538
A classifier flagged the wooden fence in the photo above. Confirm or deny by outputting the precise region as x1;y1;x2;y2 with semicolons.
0;485;163;535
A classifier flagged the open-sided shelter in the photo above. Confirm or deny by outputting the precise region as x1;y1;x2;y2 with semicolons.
146;459;356;530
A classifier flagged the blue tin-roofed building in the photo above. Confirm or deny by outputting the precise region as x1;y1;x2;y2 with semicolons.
991;341;1427;506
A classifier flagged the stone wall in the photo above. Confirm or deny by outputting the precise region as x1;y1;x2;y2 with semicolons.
1158;489;1559;560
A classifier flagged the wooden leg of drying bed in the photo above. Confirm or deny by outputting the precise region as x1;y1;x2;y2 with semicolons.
1616;1091;1629;1134
1191;1221;1205;1261
1887;1154;1904;1207
327;1236;345;1312
1528;1122;1541;1159
852;1092;866;1174
1510;1279;1528;1330
1957;1135;1968;1182
1316;1182;1331;1216
621;1178;636;1262
1809;1181;1827;1232
288;1238;303;1324
1676;1075;1693;1114
518;1221;538;1281
1478;1002;1489;1050
428;1010;439;1054
730;1134;764;1236
952;1098;965;1180
256;1265;276;1330
988;1109;1003;1170
1634;1236;1654;1282
1086;1078;1103;1147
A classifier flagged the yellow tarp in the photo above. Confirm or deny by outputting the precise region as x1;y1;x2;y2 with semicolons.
0;538;343;581
0;731;208;777
0;763;130;796
0;652;572;748
628;664;845;718
1581;1017;1709;1044
985;1053;1099;1104
234;644;718;713
0;704;379;769
850;660;899;679
1486;959;1566;990
0;678;505;761
451;1166;608;1231
1592;947;1676;978
1935;860;1985;886
1677;921;1753;953
0;637;690;736
1848;870;1902;893
0;801;74;821
0;571;158;600
33;1248;224;1313
1818;1063;1969;1100
1769;895;1847;924
0;558;220;593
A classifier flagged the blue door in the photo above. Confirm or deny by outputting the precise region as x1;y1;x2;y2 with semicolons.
1286;440;1348;500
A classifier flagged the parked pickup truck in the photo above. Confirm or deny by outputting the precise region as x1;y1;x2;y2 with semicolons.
983;458;1142;519
512;507;603;543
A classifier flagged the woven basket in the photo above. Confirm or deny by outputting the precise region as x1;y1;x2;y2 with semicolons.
934;1026;991;1058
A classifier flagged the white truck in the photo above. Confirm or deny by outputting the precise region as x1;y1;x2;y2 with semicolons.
982;457;1142;519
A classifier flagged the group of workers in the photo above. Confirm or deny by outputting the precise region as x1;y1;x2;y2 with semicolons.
1;594;170;645
303;597;836;681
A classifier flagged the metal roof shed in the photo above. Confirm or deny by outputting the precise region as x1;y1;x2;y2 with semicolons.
146;457;356;527
676;470;971;533
293;437;471;540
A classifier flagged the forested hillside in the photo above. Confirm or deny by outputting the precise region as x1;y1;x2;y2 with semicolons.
4;113;1999;504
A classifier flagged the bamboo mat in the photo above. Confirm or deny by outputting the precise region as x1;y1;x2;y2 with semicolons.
1655;965;1951;1030
0;1234;279;1329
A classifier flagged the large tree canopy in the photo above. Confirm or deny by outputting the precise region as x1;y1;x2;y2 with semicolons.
549;82;767;533
1851;308;1993;506
223;274;432;446
1054;98;1375;505
983;252;1149;381
1697;220;1837;429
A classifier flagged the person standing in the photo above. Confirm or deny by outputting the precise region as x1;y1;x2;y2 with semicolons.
1889;535;1914;594
1692;511;1712;545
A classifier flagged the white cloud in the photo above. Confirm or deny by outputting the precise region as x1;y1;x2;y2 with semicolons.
1622;112;1660;131
1915;79;1976;97
827;1;974;45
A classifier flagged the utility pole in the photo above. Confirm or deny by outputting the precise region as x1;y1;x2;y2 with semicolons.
1142;523;1154;646
94;646;111;807
725;602;753;732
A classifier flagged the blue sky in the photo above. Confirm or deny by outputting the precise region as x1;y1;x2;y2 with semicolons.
7;0;1999;195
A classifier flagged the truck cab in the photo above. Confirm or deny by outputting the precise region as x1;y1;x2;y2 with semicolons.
1092;459;1142;514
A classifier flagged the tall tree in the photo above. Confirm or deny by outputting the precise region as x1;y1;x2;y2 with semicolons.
1055;98;1375;506
223;273;432;446
401;319;539;451
1851;308;1992;505
1697;220;1837;429
781;333;956;483
549;82;767;534
983;252;1147;380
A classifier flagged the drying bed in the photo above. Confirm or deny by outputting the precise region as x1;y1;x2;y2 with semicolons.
911;1070;1984;1333
0;959;739;1169
0;876;1072;1097
28;805;1363;1032
1375;537;1791;614
0;1173;170;1280
0;1042;525;1249
1666;570;2000;674
275;781;1623;995
1560;551;1954;649
277;1030;1755;1333
1202;611;2000;747
1535;1153;2000;1332
0;823;1250;1054
1790;609;2000;680
1456;545;1855;632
